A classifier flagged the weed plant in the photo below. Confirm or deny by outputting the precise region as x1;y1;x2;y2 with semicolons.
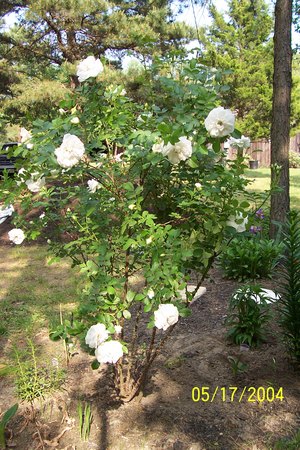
14;340;65;403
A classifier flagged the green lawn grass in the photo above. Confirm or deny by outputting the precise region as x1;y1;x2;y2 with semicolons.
0;246;81;337
245;168;300;211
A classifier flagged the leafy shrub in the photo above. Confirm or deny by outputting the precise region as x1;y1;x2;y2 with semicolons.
277;211;300;364
226;285;273;347
220;237;283;281
0;55;277;402
289;151;300;168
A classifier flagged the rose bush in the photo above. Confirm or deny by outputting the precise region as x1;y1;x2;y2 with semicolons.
0;56;264;402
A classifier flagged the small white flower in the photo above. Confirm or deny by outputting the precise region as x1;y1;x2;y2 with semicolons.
195;183;202;189
146;237;153;245
71;116;80;124
154;304;179;331
51;358;59;368
87;179;101;193
109;197;115;202
25;173;46;193
77;56;103;82
8;228;25;245
204;107;235;138
54;134;85;168
128;204;136;210
39;212;45;219
95;340;124;364
228;135;251;150
147;289;155;299
114;325;122;334
20;127;33;149
47;239;51;244
59;108;66;115
226;213;248;233
85;324;109;349
0;204;14;224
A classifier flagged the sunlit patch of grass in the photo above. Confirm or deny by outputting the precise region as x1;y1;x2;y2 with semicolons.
245;168;300;211
0;246;82;337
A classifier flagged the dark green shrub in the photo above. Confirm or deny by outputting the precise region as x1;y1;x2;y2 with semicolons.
226;285;273;347
220;237;283;281
277;211;300;364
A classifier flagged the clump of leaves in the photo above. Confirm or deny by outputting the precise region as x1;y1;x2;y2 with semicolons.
14;340;65;403
226;284;273;347
277;211;300;365
220;237;283;281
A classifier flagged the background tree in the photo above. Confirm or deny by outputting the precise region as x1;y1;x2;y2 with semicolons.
270;0;293;238
201;0;273;139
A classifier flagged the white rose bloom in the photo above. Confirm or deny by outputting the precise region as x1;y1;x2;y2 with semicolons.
164;137;193;165
154;304;179;331
25;173;46;193
228;135;251;150
54;134;85;168
71;116;80;124
204;107;235;138
8;228;25;245
0;204;14;224
87;179;101;193
20;127;33;149
95;340;124;364
77;56;104;82
85;323;109;349
227;213;248;233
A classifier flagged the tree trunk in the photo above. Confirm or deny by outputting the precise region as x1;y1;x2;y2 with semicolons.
270;0;292;238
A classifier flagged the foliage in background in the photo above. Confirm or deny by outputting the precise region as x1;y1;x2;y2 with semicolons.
226;284;273;347
289;151;300;168
277;211;300;365
220;236;283;281
201;0;274;139
0;0;196;139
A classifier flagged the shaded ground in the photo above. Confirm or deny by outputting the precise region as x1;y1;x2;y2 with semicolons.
0;240;299;450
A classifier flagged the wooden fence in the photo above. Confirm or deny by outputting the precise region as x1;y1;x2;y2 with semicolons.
227;133;300;167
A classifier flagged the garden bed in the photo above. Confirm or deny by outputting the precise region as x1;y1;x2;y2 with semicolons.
0;248;299;450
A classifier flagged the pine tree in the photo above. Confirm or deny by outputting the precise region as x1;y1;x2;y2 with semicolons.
202;0;273;139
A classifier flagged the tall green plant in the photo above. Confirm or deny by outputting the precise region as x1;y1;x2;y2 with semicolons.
277;211;300;364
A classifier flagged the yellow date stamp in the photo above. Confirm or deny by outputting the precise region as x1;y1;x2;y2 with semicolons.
191;386;284;403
